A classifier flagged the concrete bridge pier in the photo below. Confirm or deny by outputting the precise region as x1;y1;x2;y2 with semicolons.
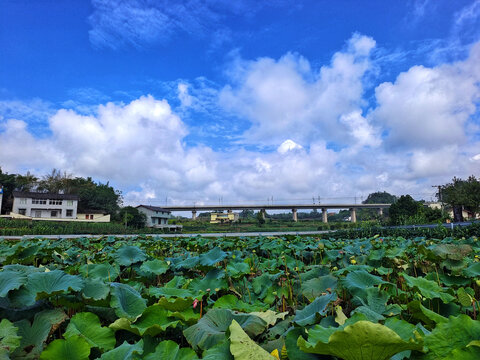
350;208;357;223
378;208;383;216
192;210;197;221
322;208;328;223
292;209;298;222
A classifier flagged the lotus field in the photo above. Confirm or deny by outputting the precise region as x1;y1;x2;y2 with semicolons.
1;233;480;360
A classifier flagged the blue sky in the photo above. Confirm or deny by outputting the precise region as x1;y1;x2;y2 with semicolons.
1;0;480;205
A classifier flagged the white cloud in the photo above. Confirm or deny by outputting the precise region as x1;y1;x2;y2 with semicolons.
219;34;376;146
372;41;480;150
177;83;193;107
277;139;303;154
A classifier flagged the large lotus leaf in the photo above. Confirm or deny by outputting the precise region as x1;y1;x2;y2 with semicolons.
199;247;227;267
294;292;337;326
229;320;275;360
13;309;68;358
424;314;480;359
202;340;233;360
351;287;392;321
226;262;251;278
432;244;472;260
407;300;447;327
342;270;385;297
64;312;115;351
249;310;288;327
183;308;268;350
0;270;27;297
99;340;144;360
110;305;180;336
144;340;199;360
169;308;200;324
113;246;147;267
188;269;227;294
402;273;454;303
139;259;169;276
82;278;110;300
299;266;330;282
301;275;337;301
285;328;320;360
463;262;480;278
297;320;423;360
0;319;21;359
110;283;147;321
149;287;201;300
157;297;194;311
176;256;200;270
213;295;269;312
79;263;120;282
40;335;90;360
27;270;84;297
384;317;424;360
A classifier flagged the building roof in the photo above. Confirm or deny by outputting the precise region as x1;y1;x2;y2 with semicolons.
136;205;171;213
12;191;79;200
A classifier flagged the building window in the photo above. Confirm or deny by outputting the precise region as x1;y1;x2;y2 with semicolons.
19;198;27;204
90;214;94;220
85;214;89;219
49;200;62;205
18;208;26;215
66;200;73;206
66;209;73;217
32;199;47;205
34;210;42;218
51;211;58;217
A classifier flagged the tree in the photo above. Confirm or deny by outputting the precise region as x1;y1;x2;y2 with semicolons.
256;211;265;225
363;191;396;204
440;176;480;222
240;209;254;219
389;195;423;225
118;206;146;228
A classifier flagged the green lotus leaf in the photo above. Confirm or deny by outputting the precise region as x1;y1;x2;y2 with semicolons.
168;308;200;324
110;282;147;321
424;314;480;359
144;340;199;360
40;335;90;360
249;310;288;326
0;319;21;359
342;270;385;297
229;320;275;360
157;297;194;311
402;273;455;303
176;256;200;270
188;269;227;294
432;244;472;260
82;278;110;300
213;295;269;312
226;262;251;278
131;304;180;336
79;263;120;282
27;270;84;297
294;292;337;326
149;287;200;300
299;266;330;282
351;287;391;322
113;246;147;267
301;275;337;301
407;300;447;326
284;328;319;360
99;340;144;360
64;312;115;351
13;309;68;358
202;341;233;360
0;270;27;297
183;308;268;350
139;259;169;276
463;262;480;278
199;247;227;267
298;320;423;360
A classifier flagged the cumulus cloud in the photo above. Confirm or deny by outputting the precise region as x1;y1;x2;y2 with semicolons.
372;41;480;150
219;34;377;146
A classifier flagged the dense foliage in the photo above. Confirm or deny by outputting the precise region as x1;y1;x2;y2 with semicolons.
440;176;480;222
1;230;480;359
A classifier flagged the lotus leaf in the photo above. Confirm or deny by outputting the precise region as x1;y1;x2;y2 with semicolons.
294;292;337;326
0;319;20;359
40;335;90;360
301;275;337;301
144;340;199;360
0;270;27;297
298;320;423;360
110;282;147;321
402;273;455;303
113;246;147;267
199;247;227;266
229;320;275;360
27;270;84;297
99;340;143;360
64;312;115;351
139;259;169;276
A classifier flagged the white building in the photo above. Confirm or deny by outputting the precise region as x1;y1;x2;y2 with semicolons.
12;191;79;219
136;205;171;227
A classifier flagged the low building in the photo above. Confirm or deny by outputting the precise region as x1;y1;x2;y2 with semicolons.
210;211;239;224
136;205;172;227
12;191;79;220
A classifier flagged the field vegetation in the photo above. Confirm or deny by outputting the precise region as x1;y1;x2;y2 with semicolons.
1;225;480;359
